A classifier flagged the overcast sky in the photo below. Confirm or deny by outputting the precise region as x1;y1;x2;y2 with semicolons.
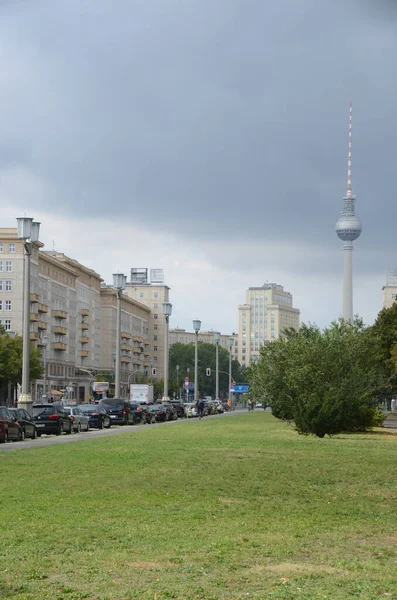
1;0;396;333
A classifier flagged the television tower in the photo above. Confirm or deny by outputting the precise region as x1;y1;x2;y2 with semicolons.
335;103;362;322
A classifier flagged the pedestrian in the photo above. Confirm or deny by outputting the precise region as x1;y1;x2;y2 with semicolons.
197;398;205;420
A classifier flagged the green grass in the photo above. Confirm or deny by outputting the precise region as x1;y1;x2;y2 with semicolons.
1;412;397;600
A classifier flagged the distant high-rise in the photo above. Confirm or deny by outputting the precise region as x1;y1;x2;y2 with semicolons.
382;270;397;309
335;103;362;322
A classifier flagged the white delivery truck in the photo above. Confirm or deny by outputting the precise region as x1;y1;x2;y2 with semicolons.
129;384;154;404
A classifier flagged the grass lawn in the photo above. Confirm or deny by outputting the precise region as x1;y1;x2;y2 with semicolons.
1;412;397;600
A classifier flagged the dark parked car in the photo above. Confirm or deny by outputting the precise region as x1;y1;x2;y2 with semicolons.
78;404;111;429
163;404;178;421
9;408;38;439
0;406;23;442
147;404;167;422
98;398;136;425
138;404;156;424
166;402;185;419
32;404;73;436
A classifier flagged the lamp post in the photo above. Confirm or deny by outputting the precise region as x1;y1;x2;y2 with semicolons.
176;364;180;399
162;302;172;401
213;332;220;401
113;273;127;398
193;320;201;402
42;335;49;400
228;337;234;409
17;217;40;414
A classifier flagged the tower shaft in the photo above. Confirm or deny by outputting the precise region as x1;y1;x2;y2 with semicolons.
343;244;353;322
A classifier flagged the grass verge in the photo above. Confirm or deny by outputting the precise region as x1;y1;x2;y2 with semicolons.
1;412;397;599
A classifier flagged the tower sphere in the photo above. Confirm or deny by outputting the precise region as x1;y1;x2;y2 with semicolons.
335;213;362;242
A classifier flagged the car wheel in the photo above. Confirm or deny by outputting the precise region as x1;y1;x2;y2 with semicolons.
106;420;111;428
56;422;64;436
77;423;81;433
20;428;25;441
66;422;73;435
32;428;38;439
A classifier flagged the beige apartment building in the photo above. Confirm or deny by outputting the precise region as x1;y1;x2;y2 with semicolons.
124;268;170;379
238;283;300;365
169;328;237;351
382;271;397;309
0;229;153;403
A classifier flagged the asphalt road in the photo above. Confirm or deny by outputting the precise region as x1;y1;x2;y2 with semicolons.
0;410;244;453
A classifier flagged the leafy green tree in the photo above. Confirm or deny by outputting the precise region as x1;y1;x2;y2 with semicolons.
249;320;387;437
371;303;397;399
0;328;43;392
169;342;243;399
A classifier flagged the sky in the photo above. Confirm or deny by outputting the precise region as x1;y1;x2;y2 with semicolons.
1;0;396;334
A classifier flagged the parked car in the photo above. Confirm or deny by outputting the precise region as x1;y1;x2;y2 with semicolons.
64;406;90;432
0;406;23;442
137;403;156;424
9;408;38;439
78;404;111;429
166;401;185;419
32;404;73;436
163;404;178;421
98;398;136;425
147;404;167;422
183;403;198;418
215;402;224;414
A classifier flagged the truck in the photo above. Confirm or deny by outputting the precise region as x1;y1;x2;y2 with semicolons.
129;384;154;404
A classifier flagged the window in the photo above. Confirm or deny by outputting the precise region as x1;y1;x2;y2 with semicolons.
154;346;157;351
0;281;2;291
140;293;144;298
0;319;11;331
153;356;157;361
0;262;2;272
154;314;158;319
154;303;158;308
6;261;11;272
0;244;2;252
153;335;157;341
8;244;15;253
5;280;11;292
0;301;2;310
154;324;158;330
154;292;158;298
5;300;11;311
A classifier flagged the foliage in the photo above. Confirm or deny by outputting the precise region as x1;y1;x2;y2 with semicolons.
0;328;42;391
169;342;244;398
1;413;397;599
248;320;388;437
371;303;397;396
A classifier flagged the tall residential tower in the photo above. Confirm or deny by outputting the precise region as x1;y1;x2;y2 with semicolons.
335;103;362;322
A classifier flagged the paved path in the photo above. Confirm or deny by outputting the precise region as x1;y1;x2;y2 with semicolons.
383;416;397;430
0;410;244;453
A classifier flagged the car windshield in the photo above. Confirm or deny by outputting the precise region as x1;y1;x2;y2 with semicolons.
32;406;55;416
78;405;98;413
99;400;124;409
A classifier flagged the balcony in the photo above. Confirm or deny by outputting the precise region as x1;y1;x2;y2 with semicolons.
80;350;89;358
53;326;67;335
30;293;39;303
52;342;67;351
80;336;89;344
52;310;67;319
121;343;132;351
132;336;143;343
80;308;90;316
80;323;89;330
37;338;46;347
38;321;48;330
121;331;132;339
143;362;150;367
121;356;131;363
143;350;150;357
132;346;142;354
29;332;38;342
38;303;48;313
30;312;39;322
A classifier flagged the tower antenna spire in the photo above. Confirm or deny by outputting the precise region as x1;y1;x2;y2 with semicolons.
346;102;353;198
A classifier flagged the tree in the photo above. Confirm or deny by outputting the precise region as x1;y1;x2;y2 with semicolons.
248;320;387;437
169;342;244;399
371;303;397;399
0;329;43;394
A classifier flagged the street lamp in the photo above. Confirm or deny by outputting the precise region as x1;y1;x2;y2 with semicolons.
193;320;201;402
42;335;49;400
113;273;127;397
17;217;40;414
162;302;172;401
176;364;180;400
213;331;221;401
228;337;234;409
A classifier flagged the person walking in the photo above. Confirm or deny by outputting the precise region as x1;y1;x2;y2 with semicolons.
197;398;205;420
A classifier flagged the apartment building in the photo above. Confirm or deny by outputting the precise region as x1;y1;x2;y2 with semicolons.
383;271;397;309
100;286;151;397
169;328;237;351
0;229;153;403
124;268;170;379
238;283;300;365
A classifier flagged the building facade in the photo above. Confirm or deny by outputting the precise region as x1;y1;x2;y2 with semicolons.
169;328;237;351
0;229;153;403
238;283;300;365
383;271;397;310
124;268;170;379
